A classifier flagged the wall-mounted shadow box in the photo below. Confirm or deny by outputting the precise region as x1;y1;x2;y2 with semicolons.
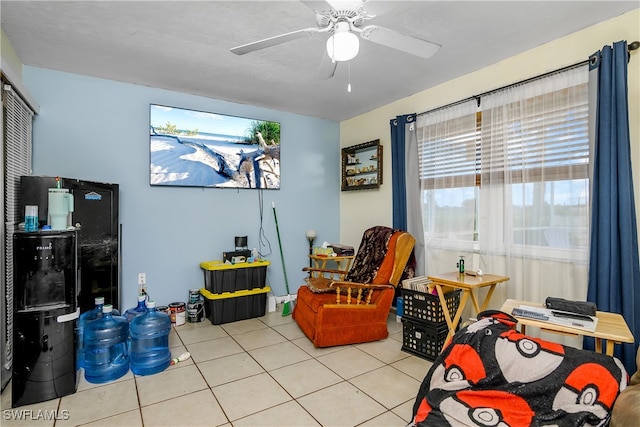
341;139;383;191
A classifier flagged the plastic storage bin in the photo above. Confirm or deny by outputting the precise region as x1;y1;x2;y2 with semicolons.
130;301;171;376
200;260;269;294
84;305;130;384
400;288;461;324
201;287;270;325
401;317;449;361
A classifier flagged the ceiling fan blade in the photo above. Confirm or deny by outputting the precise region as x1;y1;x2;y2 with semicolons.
231;27;320;55
317;51;338;80
360;25;441;60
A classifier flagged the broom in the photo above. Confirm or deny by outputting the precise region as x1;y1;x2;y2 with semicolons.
272;202;294;316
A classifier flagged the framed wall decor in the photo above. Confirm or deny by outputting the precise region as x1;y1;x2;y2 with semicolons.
341;139;382;191
149;104;281;189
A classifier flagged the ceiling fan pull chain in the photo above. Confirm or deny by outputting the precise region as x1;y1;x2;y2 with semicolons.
348;62;352;93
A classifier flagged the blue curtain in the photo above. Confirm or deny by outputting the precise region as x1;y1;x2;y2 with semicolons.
587;40;640;373
390;114;416;230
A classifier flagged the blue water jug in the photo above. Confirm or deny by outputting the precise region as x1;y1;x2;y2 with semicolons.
124;295;148;322
77;296;105;369
130;300;171;376
84;304;130;383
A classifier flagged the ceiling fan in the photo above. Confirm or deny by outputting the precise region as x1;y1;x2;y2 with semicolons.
230;0;441;80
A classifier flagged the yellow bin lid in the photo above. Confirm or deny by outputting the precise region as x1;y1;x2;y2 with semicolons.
200;286;271;301
200;260;270;270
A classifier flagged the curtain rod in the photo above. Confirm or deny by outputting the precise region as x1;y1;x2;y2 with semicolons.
418;40;639;116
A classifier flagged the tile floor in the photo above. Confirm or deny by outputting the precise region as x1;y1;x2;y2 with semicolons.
1;308;434;426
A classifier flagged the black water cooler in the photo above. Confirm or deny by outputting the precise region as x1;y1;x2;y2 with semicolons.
12;230;79;407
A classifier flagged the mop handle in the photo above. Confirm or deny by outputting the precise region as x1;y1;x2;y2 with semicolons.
272;202;291;295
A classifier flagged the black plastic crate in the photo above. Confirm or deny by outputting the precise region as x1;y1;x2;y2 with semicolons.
200;260;269;294
400;288;461;325
201;287;269;325
401;318;449;361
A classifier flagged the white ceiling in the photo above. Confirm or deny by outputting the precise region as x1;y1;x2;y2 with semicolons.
1;1;638;121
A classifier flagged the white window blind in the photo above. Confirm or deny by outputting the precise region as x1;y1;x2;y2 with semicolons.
480;74;589;184
2;83;34;374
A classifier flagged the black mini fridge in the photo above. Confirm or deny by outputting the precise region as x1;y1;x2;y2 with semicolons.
12;230;79;407
20;176;120;313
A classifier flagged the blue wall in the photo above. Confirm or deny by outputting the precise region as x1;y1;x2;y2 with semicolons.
24;67;340;311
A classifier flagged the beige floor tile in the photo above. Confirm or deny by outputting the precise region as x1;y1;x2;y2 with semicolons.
175;323;228;345
1;396;60;427
56;379;138;426
258;310;295;327
392;398;415;424
168;327;182;348
355;337;410;364
136;364;208;407
79;409;142;426
390;355;432;381
317;347;385;379
389;331;403;343
198;352;264;387
387;316;403;335
186;336;244;363
233;400;320;427
358;410;407;427
297;381;386;427
272;321;306;340
291;336;349;357
249;341;311;371
270;359;343;398
212;373;291;421
76;369;134;392
141;389;228;426
220;318;267;335
350;365;421;409
232;327;287;351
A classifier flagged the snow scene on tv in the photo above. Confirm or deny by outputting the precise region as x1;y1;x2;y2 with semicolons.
149;104;281;189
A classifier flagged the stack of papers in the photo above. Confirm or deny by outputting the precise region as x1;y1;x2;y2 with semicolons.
512;305;598;332
401;276;433;293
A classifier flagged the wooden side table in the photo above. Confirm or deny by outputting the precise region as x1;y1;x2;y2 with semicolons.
428;272;510;343
500;299;634;356
307;254;354;279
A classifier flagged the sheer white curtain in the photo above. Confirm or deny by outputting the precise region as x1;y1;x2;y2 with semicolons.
416;100;478;276
479;65;590;325
416;66;591;343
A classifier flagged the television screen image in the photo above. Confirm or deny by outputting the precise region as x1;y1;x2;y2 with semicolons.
149;104;281;189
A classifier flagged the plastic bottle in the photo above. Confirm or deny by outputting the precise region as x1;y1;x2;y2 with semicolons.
124;295;148;322
130;300;172;376
77;296;105;369
84;304;130;383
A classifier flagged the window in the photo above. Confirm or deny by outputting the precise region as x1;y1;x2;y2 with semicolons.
417;66;589;259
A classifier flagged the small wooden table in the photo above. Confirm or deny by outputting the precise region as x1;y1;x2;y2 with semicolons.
500;299;634;356
307;254;354;279
428;272;510;343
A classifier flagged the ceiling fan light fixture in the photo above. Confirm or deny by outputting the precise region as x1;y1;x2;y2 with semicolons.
326;22;359;62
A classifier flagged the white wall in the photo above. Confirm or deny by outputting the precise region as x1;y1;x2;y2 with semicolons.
23;67;340;311
340;9;640;252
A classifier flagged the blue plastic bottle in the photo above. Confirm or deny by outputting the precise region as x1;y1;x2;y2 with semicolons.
77;296;105;369
130;300;171;376
84;304;130;383
124;295;148;322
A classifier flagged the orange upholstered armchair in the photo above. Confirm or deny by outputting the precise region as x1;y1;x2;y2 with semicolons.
292;226;415;348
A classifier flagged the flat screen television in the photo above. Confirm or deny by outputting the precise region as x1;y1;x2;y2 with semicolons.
149;104;281;189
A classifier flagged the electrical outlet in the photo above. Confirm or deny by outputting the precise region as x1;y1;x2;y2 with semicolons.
138;273;146;285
